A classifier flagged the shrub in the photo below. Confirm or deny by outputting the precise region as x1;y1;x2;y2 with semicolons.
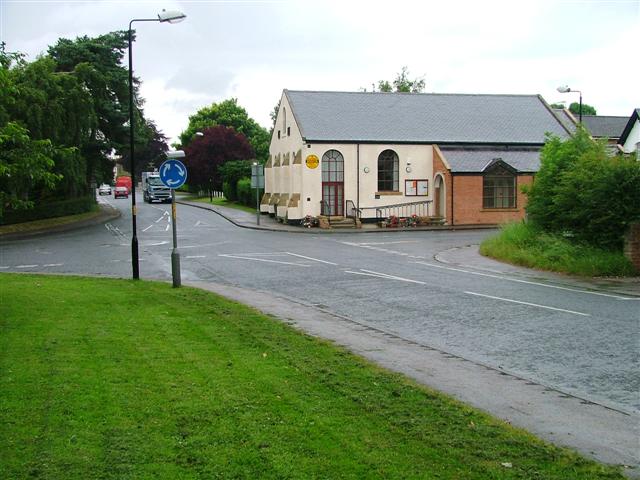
1;195;97;225
235;178;249;206
524;127;640;250
222;181;235;201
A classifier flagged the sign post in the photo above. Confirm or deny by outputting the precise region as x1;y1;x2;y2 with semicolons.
251;163;264;225
159;153;187;287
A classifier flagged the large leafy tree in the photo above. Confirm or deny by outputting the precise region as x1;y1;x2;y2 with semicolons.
378;66;425;93
550;102;598;116
183;125;254;190
47;31;149;184
8;56;96;150
179;98;269;162
569;102;597;116
0;122;64;215
119;120;168;178
524;126;640;250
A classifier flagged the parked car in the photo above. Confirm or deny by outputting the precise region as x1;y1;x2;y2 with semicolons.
114;186;129;199
98;183;112;195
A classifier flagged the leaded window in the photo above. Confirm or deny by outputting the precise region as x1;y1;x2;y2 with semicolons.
483;164;516;209
378;149;399;191
322;150;344;182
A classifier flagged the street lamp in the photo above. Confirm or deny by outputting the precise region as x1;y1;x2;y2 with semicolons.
128;9;186;279
557;85;582;124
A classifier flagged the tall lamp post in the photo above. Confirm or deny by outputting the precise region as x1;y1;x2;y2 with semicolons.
557;85;582;123
128;9;186;280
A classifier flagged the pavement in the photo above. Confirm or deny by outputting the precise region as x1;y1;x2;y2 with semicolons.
176;198;493;233
3;197;639;474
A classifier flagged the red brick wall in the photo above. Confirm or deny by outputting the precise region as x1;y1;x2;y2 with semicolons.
452;175;533;225
624;223;640;271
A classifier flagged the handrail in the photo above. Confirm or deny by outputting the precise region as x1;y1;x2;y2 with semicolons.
360;199;432;223
345;200;361;220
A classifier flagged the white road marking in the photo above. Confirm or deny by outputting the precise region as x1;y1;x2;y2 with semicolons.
465;291;590;317
218;254;310;267
185;255;206;259
345;269;426;285
0;266;9;269
165;224;170;231
194;220;208;227
357;240;418;246
142;225;154;232
285;252;338;265
155;211;170;223
414;261;637;300
148;241;169;246
16;265;38;268
42;263;63;267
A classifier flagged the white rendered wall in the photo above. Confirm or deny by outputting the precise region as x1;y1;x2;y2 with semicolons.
622;121;640;153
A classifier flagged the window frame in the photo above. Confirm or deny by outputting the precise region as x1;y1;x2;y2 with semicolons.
377;149;399;192
482;162;517;209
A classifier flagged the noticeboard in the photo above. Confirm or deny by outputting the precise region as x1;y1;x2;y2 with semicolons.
405;179;428;196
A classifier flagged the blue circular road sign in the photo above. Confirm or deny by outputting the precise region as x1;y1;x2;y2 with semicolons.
159;159;188;189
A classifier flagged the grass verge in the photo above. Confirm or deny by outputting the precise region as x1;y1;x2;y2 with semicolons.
185;195;257;214
480;222;637;277
0;274;626;479
0;206;101;236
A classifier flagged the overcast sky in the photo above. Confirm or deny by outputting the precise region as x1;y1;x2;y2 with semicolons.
2;0;639;145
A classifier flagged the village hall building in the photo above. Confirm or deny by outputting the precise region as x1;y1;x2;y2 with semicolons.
262;90;571;226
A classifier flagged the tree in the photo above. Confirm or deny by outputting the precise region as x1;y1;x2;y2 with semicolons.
569;102;597;116
7;56;96;150
378;67;425;93
47;31;143;184
269;100;280;133
218;160;252;201
179;98;270;162
0;122;63;216
183;125;254;190
524;126;640;250
549;103;565;109
119;120;168;178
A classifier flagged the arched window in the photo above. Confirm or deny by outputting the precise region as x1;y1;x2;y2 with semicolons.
282;107;287;135
377;149;399;191
321;149;344;216
483;162;516;208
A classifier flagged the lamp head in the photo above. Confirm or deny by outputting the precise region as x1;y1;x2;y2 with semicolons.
158;9;186;23
557;85;571;93
166;150;186;159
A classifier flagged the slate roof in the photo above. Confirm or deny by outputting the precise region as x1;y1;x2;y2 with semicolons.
285;90;569;145
581;115;629;139
552;108;577;133
439;148;541;173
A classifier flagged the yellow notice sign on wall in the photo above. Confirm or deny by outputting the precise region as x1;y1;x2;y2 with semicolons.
305;154;319;169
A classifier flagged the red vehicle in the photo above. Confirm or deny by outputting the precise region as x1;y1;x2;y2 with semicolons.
114;186;129;199
115;176;132;194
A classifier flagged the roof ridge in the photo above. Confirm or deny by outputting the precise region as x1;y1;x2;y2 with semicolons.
285;89;541;98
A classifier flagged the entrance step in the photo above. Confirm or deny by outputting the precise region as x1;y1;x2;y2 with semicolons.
318;216;358;229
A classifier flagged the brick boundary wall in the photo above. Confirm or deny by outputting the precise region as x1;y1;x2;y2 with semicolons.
624;223;640;271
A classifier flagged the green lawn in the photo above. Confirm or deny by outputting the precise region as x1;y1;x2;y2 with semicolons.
0;274;625;479
480;222;638;277
185;195;257;214
0;208;101;236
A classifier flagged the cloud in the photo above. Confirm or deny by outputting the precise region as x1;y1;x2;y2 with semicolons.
2;0;638;144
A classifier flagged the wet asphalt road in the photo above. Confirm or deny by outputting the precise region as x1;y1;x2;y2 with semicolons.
1;194;639;417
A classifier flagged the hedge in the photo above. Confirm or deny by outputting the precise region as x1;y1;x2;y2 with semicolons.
1;195;97;225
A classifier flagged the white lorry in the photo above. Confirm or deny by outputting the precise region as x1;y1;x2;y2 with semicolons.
141;171;172;203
